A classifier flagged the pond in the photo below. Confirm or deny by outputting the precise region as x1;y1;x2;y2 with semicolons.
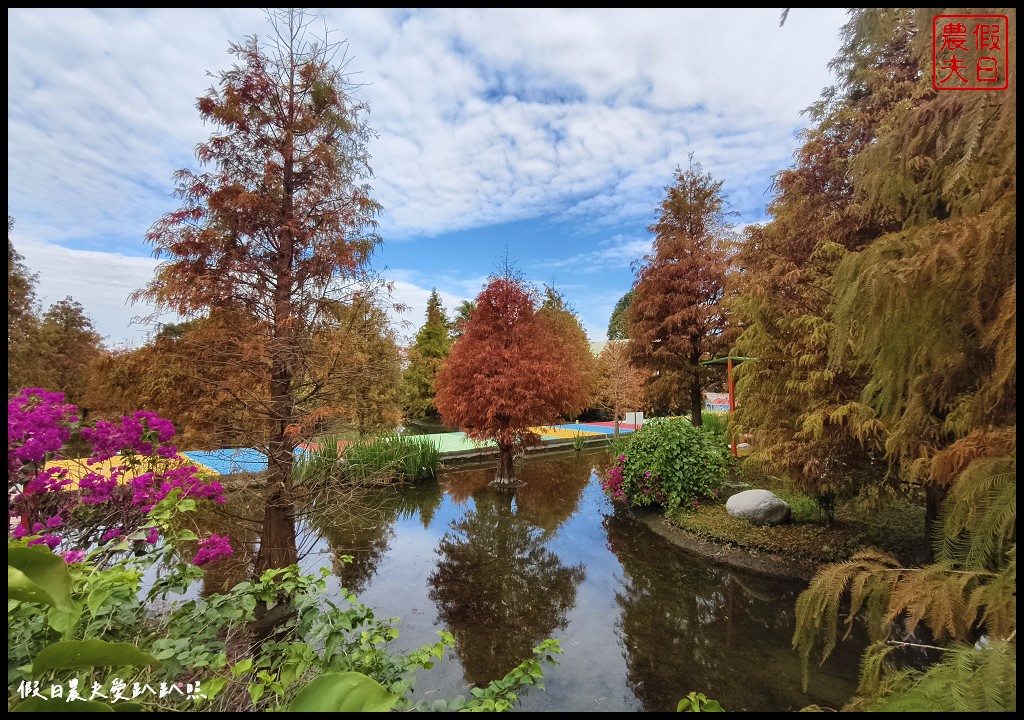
266;447;865;712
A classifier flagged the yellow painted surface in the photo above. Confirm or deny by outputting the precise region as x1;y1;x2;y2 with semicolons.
531;426;604;440
43;454;214;489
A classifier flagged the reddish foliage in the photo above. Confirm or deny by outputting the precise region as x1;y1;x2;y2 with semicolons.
434;273;591;480
627;161;735;423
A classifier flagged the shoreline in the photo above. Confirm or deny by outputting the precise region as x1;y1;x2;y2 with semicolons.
628;506;820;581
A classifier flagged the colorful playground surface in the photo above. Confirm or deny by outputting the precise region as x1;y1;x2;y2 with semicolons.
44;422;635;479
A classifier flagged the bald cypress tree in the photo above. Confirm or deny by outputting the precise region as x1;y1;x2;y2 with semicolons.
730;8;918;512
627;159;735;426
747;9;1019;710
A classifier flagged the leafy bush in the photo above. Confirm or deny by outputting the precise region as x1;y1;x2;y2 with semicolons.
601;417;729;510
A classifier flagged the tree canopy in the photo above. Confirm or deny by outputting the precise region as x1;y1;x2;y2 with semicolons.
606;289;635;341
434;267;592;484
627;159;735;425
403;289;452;418
8;221;45;394
731;8;1017;710
133;8;385;573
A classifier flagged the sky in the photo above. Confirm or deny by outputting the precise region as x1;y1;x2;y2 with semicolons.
8;8;850;349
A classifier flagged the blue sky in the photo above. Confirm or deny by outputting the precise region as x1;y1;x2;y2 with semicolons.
8;8;849;348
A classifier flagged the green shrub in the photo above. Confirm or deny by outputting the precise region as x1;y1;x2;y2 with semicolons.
602;417;729;510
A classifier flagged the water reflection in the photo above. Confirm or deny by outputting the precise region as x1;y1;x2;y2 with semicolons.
429;457;588;686
194;449;866;711
603;509;863;711
312;482;444;594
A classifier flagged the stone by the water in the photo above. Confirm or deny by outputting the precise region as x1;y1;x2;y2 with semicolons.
725;489;792;526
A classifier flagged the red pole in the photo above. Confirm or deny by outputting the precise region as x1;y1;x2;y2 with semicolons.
728;358;737;458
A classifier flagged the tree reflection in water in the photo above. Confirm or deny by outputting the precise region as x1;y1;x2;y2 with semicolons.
310;481;444;595
603;509;864;711
186;450;869;711
429;453;591;687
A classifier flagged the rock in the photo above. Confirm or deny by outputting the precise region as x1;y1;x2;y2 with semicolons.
725;489;792;526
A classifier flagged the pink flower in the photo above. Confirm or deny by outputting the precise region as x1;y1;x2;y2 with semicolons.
193;534;233;566
61;550;86;563
29;535;61;550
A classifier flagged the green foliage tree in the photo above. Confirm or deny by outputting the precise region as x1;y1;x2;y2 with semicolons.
606;289;635;341
627;158;736;425
450;299;476;339
402;289;451;419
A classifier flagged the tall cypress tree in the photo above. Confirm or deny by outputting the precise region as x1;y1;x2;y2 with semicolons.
627;158;734;426
730;8;918;510
752;9;1019;710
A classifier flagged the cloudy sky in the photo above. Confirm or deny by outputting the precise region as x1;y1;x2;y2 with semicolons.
8;8;849;348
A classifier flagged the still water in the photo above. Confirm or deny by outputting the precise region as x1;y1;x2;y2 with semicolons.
294;449;862;712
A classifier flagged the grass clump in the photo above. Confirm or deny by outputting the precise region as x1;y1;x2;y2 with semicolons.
297;433;440;486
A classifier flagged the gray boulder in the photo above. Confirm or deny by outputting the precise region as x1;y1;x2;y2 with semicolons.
725;489;792;526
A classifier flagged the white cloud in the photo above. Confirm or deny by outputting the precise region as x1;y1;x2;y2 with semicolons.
13;235;176;349
536;235;653;274
8;8;849;345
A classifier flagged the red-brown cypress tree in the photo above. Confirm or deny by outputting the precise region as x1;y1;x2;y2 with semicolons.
435;268;591;485
627;158;734;426
133;9;383;573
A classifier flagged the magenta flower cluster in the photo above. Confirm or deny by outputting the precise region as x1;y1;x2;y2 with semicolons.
8;388;79;479
600;453;667;508
192;534;233;566
8;388;229;566
81;411;179;462
600;455;628;502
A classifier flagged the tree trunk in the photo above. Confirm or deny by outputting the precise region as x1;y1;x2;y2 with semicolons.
255;470;298;574
689;379;703;427
924;483;948;561
614;417;621;437
493;442;517;486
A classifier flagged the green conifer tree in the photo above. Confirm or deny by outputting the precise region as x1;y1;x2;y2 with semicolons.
403;289;452;418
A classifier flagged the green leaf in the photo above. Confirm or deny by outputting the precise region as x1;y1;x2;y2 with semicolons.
8;546;74;614
13;698;114;712
87;588;113;617
33;639;159;677
202;676;228;700
249;683;265;706
232;658;253;676
288;671;401;712
8;566;58;607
